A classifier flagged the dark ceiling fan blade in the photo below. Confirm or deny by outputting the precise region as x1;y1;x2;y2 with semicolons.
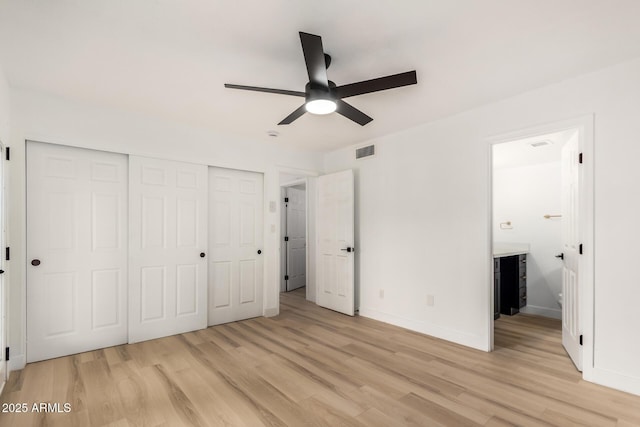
278;104;307;125
335;70;417;99
299;32;329;87
336;100;373;126
224;83;305;97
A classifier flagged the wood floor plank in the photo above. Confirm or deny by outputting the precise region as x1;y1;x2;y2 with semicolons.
2;287;640;426
356;406;409;427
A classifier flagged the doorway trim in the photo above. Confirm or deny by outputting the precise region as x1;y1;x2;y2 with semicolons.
486;115;594;381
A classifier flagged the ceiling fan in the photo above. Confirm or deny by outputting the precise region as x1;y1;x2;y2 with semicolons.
224;32;418;126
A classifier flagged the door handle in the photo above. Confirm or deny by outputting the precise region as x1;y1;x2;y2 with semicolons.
257;249;262;255
200;252;206;258
555;253;564;260
341;247;354;253
31;259;41;266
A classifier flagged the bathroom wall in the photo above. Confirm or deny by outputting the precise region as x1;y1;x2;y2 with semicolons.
493;160;563;318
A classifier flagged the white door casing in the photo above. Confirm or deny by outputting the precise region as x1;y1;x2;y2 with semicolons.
286;186;306;291
208;167;264;326
317;170;355;316
129;156;208;343
27;142;128;362
561;133;582;371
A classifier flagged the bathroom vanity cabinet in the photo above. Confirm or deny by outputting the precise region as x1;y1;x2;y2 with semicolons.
494;253;527;317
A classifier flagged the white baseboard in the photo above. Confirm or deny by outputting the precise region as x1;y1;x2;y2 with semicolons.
359;307;489;351
520;305;562;319
590;367;640;397
8;354;26;373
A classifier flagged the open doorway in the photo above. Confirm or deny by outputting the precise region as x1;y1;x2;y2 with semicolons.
490;118;594;376
281;183;307;294
276;168;356;317
277;170;317;310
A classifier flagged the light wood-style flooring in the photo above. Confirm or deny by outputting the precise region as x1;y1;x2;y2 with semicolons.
2;288;640;426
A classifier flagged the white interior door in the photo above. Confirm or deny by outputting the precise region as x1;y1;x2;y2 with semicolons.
561;133;582;371
209;167;264;326
0;143;5;389
286;186;306;291
129;156;208;343
27;142;128;362
317;170;355;316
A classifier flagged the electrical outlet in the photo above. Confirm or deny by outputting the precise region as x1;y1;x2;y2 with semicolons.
427;295;435;306
379;289;384;299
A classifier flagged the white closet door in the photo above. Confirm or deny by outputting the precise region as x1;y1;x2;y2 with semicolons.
27;142;128;362
286;187;306;291
209;167;264;326
129;156;208;343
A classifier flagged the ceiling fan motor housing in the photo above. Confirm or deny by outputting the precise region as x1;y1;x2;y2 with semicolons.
305;81;337;103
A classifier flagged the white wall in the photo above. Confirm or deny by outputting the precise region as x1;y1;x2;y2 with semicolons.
7;87;322;370
324;56;640;395
493;161;562;319
0;63;9;144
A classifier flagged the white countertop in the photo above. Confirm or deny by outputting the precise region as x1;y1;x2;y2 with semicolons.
493;242;530;257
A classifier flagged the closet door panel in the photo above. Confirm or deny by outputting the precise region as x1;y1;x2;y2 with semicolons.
129;156;207;343
27;141;128;362
208;167;264;325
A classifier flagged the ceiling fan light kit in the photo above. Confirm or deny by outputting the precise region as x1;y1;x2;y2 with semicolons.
305;99;336;115
225;31;417;126
305;82;337;114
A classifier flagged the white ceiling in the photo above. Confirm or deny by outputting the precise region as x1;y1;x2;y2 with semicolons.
492;129;576;170
1;1;640;152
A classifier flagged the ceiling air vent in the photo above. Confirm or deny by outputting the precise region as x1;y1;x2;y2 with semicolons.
356;144;375;159
529;139;553;148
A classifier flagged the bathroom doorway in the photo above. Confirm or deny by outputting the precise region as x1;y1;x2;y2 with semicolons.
489;117;594;375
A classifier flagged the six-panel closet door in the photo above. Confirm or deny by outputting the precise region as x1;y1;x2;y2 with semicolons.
27;144;266;361
128;156;208;343
26;142;128;362
209;167;264;325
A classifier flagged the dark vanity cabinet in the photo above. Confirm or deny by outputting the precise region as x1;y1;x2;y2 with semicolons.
494;254;527;317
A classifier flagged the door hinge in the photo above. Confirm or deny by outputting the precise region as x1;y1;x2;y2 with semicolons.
5;247;9;261
579;335;583;346
284;236;289;242
284;275;289;281
284;197;289;203
579;244;583;254
578;152;583;164
4;147;9;161
5;347;8;361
